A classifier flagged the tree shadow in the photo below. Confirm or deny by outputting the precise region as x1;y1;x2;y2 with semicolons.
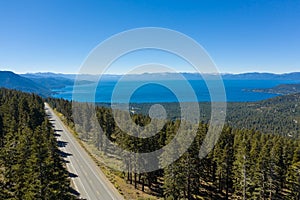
46;108;81;198
69;172;78;178
56;140;81;198
69;187;81;197
61;158;70;164
54;133;61;137
53;129;62;137
57;148;72;158
57;140;68;148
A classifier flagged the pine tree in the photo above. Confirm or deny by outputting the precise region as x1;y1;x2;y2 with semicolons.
254;139;273;199
161;139;182;199
269;138;285;199
233;130;251;199
0;89;75;199
286;145;300;199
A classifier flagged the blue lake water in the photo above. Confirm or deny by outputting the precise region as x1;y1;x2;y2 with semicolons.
53;79;298;103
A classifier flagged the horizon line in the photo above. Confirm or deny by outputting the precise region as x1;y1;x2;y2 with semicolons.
2;70;300;76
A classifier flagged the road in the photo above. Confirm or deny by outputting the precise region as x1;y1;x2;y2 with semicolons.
45;103;124;200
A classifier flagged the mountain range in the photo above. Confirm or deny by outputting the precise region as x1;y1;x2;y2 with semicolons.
0;71;52;96
1;71;300;97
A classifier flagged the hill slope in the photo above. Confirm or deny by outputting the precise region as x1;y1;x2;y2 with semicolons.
22;73;94;89
0;71;52;96
253;83;300;95
226;93;300;138
123;93;300;138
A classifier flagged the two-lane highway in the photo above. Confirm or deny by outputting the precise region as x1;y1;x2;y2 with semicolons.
45;103;124;200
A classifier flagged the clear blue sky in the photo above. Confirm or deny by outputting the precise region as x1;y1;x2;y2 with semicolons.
0;0;299;74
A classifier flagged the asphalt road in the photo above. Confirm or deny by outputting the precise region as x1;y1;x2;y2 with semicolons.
45;103;124;200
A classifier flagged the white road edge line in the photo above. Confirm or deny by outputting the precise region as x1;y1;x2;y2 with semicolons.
46;103;122;200
59;118;118;200
46;105;90;200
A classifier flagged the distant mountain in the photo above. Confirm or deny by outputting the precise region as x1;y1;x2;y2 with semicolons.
23;72;77;80
222;72;300;80
95;72;300;81
22;71;300;81
23;72;117;82
0;71;52;96
21;73;94;89
5;71;299;97
22;75;74;90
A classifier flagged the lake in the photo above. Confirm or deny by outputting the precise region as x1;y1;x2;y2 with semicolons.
52;79;298;103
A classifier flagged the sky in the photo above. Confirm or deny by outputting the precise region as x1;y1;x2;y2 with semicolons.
0;0;299;74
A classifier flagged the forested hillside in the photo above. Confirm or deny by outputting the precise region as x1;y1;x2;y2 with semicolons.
122;93;300;139
47;97;300;199
226;93;300;138
252;84;300;95
0;88;75;199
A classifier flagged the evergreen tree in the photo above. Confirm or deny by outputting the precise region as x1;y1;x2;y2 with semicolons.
0;89;75;199
286;145;300;199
